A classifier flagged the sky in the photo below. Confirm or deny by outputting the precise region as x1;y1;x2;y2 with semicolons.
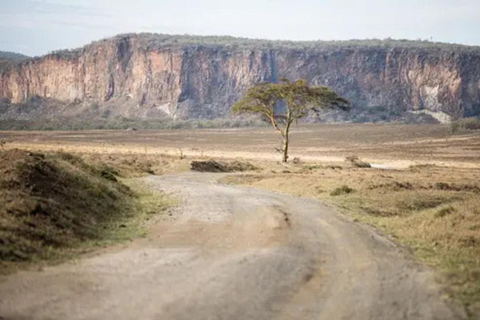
1;0;480;56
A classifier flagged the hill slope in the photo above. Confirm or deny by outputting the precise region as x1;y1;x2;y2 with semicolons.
0;51;29;61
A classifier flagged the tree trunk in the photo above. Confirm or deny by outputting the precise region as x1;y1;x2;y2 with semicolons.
282;136;289;163
281;119;292;163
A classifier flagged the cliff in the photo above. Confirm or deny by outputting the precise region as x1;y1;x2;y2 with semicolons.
1;33;479;121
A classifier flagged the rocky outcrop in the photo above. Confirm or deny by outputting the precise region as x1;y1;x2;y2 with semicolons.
0;34;479;120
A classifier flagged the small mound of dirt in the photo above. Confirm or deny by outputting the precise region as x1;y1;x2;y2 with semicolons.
191;160;257;173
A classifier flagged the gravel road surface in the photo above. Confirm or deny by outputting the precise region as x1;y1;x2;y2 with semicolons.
0;173;465;319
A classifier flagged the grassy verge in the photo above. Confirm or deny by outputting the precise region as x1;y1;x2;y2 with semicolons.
0;149;169;274
78;152;191;177
221;162;480;317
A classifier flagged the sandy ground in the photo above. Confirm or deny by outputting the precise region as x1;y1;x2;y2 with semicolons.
0;173;466;320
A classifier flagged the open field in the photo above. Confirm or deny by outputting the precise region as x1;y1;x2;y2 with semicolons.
1;123;480;318
1;124;480;168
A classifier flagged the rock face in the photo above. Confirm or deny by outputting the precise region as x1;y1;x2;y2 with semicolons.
1;34;479;120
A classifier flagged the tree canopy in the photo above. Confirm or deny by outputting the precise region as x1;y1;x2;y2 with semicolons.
232;79;350;162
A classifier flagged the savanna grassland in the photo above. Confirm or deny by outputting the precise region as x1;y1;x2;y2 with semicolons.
1;123;480;315
1;123;479;167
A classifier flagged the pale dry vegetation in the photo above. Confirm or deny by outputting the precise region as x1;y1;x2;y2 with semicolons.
78;152;190;177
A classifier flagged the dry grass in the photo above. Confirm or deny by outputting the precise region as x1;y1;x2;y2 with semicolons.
221;163;480;316
1;124;479;315
0;149;170;274
79;152;190;177
1;123;479;167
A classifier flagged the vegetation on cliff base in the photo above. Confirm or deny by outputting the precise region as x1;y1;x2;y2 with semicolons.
450;117;480;134
0;118;267;131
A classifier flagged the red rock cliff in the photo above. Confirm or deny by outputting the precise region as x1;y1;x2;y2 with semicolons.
1;34;479;120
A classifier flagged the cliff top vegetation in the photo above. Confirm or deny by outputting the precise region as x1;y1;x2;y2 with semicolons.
21;33;480;63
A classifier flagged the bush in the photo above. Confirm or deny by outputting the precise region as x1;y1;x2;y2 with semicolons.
190;160;257;172
450;117;480;134
345;155;371;168
330;185;355;196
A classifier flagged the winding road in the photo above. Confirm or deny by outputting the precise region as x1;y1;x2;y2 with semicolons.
0;173;465;319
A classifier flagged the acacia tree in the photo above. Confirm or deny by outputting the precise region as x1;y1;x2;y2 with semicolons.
232;79;350;162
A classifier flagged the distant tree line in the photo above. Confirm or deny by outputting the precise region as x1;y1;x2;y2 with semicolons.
0;51;29;61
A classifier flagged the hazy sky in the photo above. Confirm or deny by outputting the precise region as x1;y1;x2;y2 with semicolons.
1;0;480;56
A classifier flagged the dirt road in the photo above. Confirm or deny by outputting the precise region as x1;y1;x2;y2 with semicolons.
0;173;465;319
